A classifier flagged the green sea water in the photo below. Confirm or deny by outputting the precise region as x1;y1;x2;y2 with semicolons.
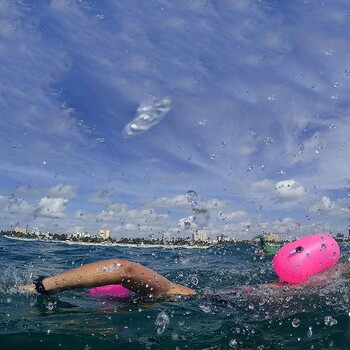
1;236;350;350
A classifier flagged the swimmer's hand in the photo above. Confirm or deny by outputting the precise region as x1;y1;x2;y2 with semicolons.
166;283;196;296
18;283;36;294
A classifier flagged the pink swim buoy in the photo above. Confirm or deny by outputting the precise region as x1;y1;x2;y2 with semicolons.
88;284;131;299
272;233;340;284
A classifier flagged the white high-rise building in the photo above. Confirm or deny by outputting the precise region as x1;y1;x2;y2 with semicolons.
192;229;207;242
100;229;111;240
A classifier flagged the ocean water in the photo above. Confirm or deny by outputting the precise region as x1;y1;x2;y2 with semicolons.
1;236;350;350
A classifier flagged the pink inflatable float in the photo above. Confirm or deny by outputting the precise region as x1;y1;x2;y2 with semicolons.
88;284;131;299
272;233;340;284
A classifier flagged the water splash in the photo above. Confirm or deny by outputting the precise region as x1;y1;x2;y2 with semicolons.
123;96;171;137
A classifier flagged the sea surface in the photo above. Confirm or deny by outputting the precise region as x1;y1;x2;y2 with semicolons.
1;236;350;350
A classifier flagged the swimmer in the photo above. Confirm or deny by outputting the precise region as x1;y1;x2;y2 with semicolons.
19;259;196;297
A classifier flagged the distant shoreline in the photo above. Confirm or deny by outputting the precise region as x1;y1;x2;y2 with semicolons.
2;235;212;249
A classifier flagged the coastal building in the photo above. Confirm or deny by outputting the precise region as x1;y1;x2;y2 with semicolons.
193;229;207;242
15;226;27;234
217;234;230;242
100;229;111;240
162;232;171;243
73;231;91;239
265;233;280;243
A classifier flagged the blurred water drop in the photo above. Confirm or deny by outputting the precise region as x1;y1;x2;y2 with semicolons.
328;123;335;130
292;318;300;327
324;316;337;326
347;190;350;196
220;141;227;149
345;69;350;76
184;222;191;230
96;137;105;143
155;311;169;335
190;276;199;285
229;339;238;348
123;96;171;137
198;119;207;126
193;208;210;227
258;164;265;171
186;190;198;209
246;164;253;172
247;130;257;139
297;143;305;154
264;137;274;145
333;81;340;87
210;153;216;160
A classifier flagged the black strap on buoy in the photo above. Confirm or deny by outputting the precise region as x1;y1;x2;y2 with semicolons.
290;246;303;255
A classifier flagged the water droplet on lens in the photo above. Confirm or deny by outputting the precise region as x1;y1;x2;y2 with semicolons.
297;143;305;153
258;164;265;171
186;190;198;209
229;339;238;348
154;311;170;335
292;318;300;327
307;326;313;337
345;69;350;76
247;130;257;139
246;164;253;172
193;208;209;227
123;96;171;137
210;153;216;160
264;136;274;145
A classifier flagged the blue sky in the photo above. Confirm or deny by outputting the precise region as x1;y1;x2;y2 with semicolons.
1;0;350;239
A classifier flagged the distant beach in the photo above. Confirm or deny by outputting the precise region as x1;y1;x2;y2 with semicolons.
2;235;212;249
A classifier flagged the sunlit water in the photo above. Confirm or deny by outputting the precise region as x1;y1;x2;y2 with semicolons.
1;236;350;349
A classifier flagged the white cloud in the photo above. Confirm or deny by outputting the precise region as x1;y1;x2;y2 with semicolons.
274;179;306;200
47;184;76;199
218;210;248;222
251;179;275;191
150;195;189;209
6;198;34;215
309;196;350;218
88;189;113;204
34;197;68;218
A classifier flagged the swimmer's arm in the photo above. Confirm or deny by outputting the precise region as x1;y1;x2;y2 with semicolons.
19;259;196;297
